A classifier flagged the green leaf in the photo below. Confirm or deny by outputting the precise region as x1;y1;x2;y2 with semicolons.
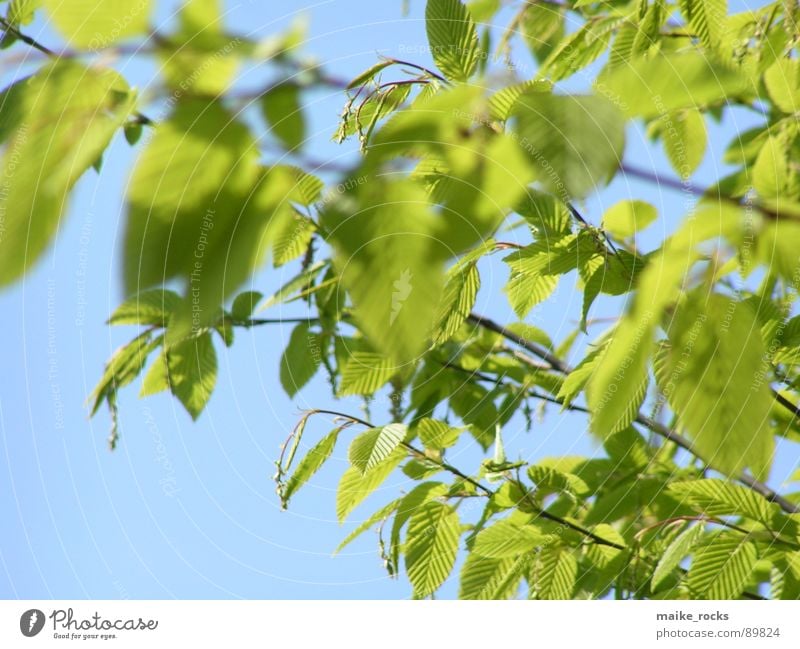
346;60;394;90
651;523;705;591
677;0;727;50
528;464;589;497
140;351;169;397
668;479;776;524
389;481;450;572
349;424;407;474
512;92;625;198
336;448;406;523
43;0;152;47
125;102;296;328
262;83;305;150
520;2;564;63
752;133;797;203
530;546;578;599
337;351;397;396
432;262;480;345
108;289;182;326
416;418;462;451
473;518;550;558
688;535;758;599
405;500;461;597
538;17;620;82
272;210;315;267
425;0;480;82
279;323;321;397
90;332;161;415
230;291;263;320
459;553;527;599
661;294;775;478
159;0;239;95
764;58;800;114
281;427;340;508
661;109;707;179
599;52;751;119
165;332;217;420
323;179;448;363
602;200;657;239
0;61;134;286
333;499;400;555
557;342;606;406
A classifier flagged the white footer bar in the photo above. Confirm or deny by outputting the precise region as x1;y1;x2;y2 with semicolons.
1;600;797;648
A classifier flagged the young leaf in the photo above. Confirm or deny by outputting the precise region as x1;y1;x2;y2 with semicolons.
599;51;751;119
405;500;461;597
425;0;480;82
668;479;776;524
349;424;407;474
687;535;758;599
512;92;625;198
336;448;406;522
530;545;578;599
0;61;134;286
602;200;657;239
108;289;182;326
279;323;321;397
281;427;341;508
459;553;527;599
43;0;153;47
262;82;305;150
651;523;704;591
473;518;550;558
337;352;397;396
165;332;218;420
662;294;775;478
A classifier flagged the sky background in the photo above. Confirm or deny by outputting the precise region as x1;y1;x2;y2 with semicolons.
1;0;797;600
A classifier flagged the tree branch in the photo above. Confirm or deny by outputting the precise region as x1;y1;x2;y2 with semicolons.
467;311;800;515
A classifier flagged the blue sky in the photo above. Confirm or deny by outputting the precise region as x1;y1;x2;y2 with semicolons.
1;0;796;600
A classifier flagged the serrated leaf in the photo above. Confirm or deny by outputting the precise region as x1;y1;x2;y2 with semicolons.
530;545;578;599
336;447;406;523
349;423;407;474
473;518;550;558
677;0;727;50
416;418;462;451
459;553;527;599
337;351;397;396
662;294;775;478
432;262;480;345
333;499;400;555
668;479;776;524
688;535;758;599
425;0;480;82
405;500;461;597
281;427;340;508
389;481;450;572
651;523;705;591
108;289;182;326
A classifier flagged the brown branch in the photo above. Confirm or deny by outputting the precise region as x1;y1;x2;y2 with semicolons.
467;311;800;515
